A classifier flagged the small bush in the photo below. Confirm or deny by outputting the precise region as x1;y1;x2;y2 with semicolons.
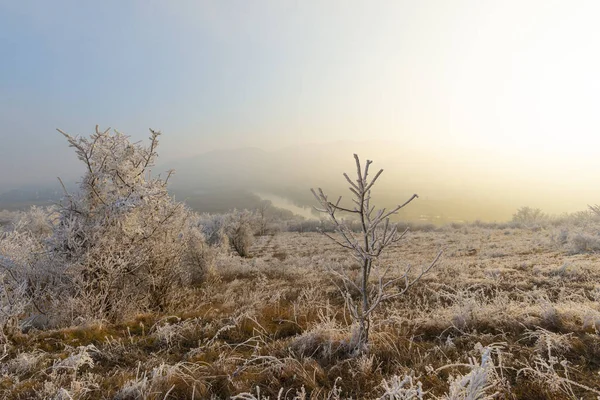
512;207;547;226
199;213;229;248
225;209;257;258
49;127;208;319
569;232;600;254
0;127;211;325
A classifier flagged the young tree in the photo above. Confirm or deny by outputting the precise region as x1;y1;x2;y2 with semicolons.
311;154;441;353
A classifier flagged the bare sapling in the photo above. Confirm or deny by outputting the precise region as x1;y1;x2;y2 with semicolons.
311;154;442;353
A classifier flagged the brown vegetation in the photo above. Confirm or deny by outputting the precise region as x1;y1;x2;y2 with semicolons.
2;226;600;398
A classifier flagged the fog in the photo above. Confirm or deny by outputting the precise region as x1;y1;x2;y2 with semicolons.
2;1;600;221
161;140;600;222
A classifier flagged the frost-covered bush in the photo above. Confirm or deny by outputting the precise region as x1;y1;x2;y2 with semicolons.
0;271;28;339
512;206;547;226
286;218;361;233
568;232;600;254
13;206;57;237
38;126;209;321
548;210;598;228
225;209;257;257
1;349;48;376
0;217;58;335
199;213;229;248
199;210;258;257
181;219;214;285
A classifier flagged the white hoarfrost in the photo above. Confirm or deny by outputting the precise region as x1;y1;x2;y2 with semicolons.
50;127;211;320
0;126;212;325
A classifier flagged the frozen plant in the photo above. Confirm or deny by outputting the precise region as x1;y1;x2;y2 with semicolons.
50;126;207;320
52;345;97;375
588;204;600;217
511;206;547;228
443;349;497;399
1;349;47;376
200;209;259;257
0;271;28;338
116;361;198;399
0;221;55;333
232;387;286;400
12;205;58;237
569;232;600;254
435;344;505;400
379;373;424;400
0;210;19;227
113;365;150;399
225;209;258;257
199;212;229;248
311;154;441;352
233;379;345;400
518;328;600;398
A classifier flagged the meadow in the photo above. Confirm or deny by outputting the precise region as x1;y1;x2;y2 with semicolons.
2;223;600;399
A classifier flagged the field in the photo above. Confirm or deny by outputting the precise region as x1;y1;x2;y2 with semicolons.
2;226;600;399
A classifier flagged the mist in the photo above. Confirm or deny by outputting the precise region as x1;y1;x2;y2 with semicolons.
3;1;600;221
162;140;599;222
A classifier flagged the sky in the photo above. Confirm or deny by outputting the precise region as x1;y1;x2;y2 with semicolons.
2;1;600;217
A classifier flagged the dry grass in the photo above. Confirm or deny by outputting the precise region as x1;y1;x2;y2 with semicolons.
2;227;600;399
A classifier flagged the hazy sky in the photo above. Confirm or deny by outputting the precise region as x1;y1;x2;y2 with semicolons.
2;1;600;215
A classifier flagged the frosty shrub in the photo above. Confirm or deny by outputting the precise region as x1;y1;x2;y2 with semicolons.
285;218;325;233
512;206;547;226
13;206;57;237
518;328;600;398
0;270;28;339
548;210;597;228
181;222;214;285
568;232;600;254
224;209;257;258
199;210;258;257
286;218;364;234
0;213;58;335
312;154;441;353
199;213;229;248
48;126;207;321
